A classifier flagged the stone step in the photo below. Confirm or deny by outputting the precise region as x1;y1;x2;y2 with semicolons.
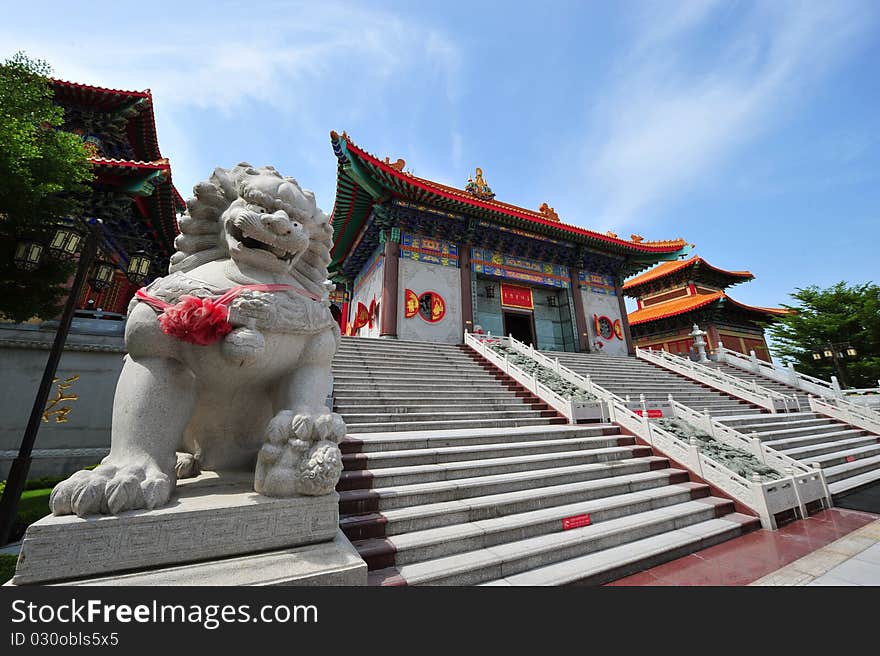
334;382;519;392
765;429;870;451
342;409;557;425
822;453;880;485
480;514;758;586
338;455;673;514
336;402;546;415
333;372;507;384
342;435;636;470
352;484;709;569
346;416;564;434
367;499;736;586
723;417;836;433
337;445;652;490
334;394;527;405
746;423;858;440
333;364;496;376
781;434;877;460
340;470;697;540
828;466;880;497
340;425;621;454
803;442;880;468
719;412;821;427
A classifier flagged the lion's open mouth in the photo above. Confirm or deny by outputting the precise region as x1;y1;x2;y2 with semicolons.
228;221;302;262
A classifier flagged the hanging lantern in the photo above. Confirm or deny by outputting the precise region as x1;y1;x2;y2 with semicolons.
14;240;44;271
126;250;153;285
846;346;857;357
47;224;83;261
812;352;822;361
88;259;115;292
823;348;833;359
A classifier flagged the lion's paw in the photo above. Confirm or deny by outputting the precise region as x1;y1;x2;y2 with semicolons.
254;411;346;497
295;440;343;496
49;463;173;517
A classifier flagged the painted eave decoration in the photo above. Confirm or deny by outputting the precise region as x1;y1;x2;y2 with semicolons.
627;291;790;326
328;130;691;271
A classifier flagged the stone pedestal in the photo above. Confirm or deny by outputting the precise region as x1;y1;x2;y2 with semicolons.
10;471;366;586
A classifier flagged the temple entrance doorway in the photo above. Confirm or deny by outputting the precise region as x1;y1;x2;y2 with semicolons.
503;311;536;346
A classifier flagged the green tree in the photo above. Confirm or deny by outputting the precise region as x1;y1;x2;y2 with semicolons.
768;282;880;389
0;51;93;322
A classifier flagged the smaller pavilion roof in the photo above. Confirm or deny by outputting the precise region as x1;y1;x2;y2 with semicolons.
623;256;754;297
627;291;789;326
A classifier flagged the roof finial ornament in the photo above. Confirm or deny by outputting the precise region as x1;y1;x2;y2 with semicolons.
538;202;560;222
630;234;644;243
383;156;406;172
465;167;495;199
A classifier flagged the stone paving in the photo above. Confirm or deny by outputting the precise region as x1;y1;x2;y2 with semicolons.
751;519;880;586
607;508;878;585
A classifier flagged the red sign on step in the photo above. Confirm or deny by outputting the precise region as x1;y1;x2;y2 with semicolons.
562;514;592;530
634;409;664;418
846;456;856;463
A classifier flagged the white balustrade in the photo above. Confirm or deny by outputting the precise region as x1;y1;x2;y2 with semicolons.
636;346;799;413
465;331;822;529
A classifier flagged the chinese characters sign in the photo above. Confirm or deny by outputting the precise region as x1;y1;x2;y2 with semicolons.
500;284;534;310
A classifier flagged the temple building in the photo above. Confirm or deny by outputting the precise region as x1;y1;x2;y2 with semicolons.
623;256;789;361
50;79;185;315
328;131;692;354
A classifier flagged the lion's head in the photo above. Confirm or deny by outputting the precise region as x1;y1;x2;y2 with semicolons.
170;163;334;299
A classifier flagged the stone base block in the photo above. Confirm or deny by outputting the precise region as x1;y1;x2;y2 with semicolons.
54;530;366;586
12;471;343;585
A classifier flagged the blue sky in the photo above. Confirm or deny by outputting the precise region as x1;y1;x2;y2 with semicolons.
2;0;878;314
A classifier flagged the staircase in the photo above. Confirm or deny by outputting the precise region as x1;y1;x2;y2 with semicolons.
332;337;565;433
332;338;759;585
710;362;880;498
549;351;762;418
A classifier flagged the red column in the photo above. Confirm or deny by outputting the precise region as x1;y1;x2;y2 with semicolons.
380;237;400;338
460;245;474;338
569;267;590;352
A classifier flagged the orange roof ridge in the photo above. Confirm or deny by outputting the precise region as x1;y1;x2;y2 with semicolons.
623;256;753;290
90;157;171;168
628;291;787;326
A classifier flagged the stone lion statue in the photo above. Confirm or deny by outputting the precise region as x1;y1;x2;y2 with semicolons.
50;164;346;517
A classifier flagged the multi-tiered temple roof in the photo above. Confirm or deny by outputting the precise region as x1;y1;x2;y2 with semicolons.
50;79;185;313
329;131;691;278
624;256;788;327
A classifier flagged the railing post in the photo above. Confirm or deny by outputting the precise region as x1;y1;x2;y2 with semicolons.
812;461;833;508
640;394;649;426
688;437;703;477
785;467;807;519
750;431;765;463
831;376;841;395
751;472;776;530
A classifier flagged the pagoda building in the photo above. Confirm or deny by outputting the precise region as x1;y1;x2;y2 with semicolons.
49;79;185;315
623;256;789;361
328;131;692;354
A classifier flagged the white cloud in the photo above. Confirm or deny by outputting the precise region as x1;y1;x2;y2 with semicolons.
581;0;875;229
0;1;462;199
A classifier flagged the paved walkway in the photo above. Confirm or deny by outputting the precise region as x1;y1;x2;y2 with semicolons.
608;508;879;586
750;520;880;585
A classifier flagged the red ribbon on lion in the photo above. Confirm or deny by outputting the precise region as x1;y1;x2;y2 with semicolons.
136;284;312;346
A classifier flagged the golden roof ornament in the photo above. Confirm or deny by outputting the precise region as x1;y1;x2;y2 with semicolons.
630;234;644;243
605;230;618;238
465;167;495;199
383;157;406;172
538;202;560;222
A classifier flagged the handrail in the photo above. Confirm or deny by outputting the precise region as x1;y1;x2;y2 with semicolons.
809;395;880;435
469;332;816;529
637;346;800;413
715;344;880;405
464;331;606;422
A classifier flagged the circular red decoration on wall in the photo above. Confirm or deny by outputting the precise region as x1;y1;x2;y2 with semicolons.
407;290;446;323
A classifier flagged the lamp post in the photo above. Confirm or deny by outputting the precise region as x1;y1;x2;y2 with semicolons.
811;341;856;389
0;219;150;545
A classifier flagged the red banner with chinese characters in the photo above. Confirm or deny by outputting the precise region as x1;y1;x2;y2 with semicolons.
562;514;591;530
500;283;534;310
352;302;369;330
